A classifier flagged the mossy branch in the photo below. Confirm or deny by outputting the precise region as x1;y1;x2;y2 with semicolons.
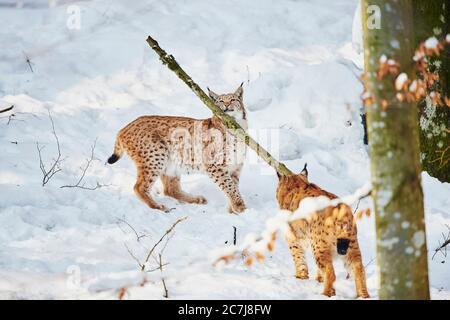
146;35;293;176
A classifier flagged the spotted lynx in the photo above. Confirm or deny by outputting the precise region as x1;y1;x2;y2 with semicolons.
107;84;247;213
276;165;369;298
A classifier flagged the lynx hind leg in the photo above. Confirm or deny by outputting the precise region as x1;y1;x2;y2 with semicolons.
287;221;309;279
286;231;309;280
345;242;370;298
315;269;323;283
161;175;207;204
131;139;168;212
206;166;246;214
134;167;168;212
313;249;336;297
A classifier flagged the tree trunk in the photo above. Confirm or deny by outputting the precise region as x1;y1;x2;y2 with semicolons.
145;36;293;176
413;0;450;182
362;0;430;299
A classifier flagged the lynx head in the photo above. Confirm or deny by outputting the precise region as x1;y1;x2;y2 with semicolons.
276;164;337;211
207;83;246;120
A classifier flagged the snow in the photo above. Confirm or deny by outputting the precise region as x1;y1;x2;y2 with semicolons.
424;37;440;49
1;0;449;300
380;54;388;64
395;73;408;91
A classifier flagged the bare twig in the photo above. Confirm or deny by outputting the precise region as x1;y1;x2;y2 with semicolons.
353;199;361;214
159;254;168;298
0;111;40;125
432;225;450;260
117;218;147;242
233;226;237;245
124;243;143;269
141;216;188;272
161;278;168;299
60;138;109;190
23;51;34;73
145;262;170;273
37;109;62;186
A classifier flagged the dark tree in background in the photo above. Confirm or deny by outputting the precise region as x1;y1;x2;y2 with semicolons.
413;0;450;183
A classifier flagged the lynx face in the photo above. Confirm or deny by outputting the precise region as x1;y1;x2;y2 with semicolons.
208;84;247;125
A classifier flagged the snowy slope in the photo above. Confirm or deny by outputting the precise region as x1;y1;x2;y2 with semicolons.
0;0;449;299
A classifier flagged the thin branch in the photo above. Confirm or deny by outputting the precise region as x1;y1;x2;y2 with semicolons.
432;225;450;260
60;138;109;190
116;218;147;242
159;254;168;298
141;216;188;272
145;263;170;273
23;51;34;73
161;278;168;299
146;35;292;176
37;109;62;186
124;243;143;269
353;199;361;215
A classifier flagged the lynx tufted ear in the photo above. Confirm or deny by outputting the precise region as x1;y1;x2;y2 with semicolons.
300;163;308;179
234;82;244;100
207;87;219;102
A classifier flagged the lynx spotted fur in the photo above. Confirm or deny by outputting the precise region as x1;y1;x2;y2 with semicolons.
108;84;247;213
276;165;369;298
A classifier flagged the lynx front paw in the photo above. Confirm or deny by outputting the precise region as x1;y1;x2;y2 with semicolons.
229;199;246;214
193;196;208;204
295;270;309;280
315;273;324;283
357;291;370;299
323;288;336;297
153;204;171;213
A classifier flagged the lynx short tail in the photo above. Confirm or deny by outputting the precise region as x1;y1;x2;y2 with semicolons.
107;138;123;164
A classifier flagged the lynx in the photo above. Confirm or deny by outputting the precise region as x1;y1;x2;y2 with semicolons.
276;165;369;298
107;84;247;213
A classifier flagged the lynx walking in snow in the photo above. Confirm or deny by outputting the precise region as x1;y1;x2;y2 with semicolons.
108;84;247;213
276;165;369;298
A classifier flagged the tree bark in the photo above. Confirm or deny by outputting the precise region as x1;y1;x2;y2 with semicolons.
413;0;450;182
146;35;293;176
362;0;430;299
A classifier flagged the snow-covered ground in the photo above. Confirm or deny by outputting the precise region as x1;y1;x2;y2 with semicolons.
0;0;449;299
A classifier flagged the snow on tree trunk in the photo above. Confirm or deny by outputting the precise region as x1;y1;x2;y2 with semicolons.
413;0;450;183
361;0;430;299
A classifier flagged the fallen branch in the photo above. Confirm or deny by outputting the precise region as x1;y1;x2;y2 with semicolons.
141;216;187;272
37;109;62;186
146;35;292;176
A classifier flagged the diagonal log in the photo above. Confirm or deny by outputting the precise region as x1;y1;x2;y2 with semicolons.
146;35;293;176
